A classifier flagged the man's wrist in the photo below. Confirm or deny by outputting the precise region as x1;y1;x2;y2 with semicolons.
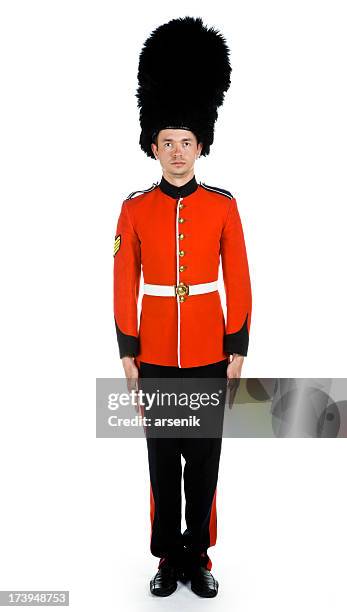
228;353;244;362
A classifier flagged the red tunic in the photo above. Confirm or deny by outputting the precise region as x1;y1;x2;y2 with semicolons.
113;175;252;368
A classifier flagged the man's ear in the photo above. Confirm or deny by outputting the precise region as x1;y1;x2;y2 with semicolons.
151;142;158;159
196;142;203;158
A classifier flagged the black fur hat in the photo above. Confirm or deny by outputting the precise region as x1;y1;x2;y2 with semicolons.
136;16;231;158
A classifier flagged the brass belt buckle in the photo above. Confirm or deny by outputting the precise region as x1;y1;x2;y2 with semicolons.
175;282;189;297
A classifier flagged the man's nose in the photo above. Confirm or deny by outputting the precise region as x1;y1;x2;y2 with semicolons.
173;143;183;156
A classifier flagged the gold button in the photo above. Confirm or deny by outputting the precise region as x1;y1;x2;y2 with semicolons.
179;203;184;209
178;217;185;223
179;233;185;240
179;250;185;257
179;296;186;302
179;265;187;272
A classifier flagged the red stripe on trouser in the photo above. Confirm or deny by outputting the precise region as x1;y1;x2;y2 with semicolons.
150;484;155;541
202;553;213;571
209;488;218;547
199;487;217;572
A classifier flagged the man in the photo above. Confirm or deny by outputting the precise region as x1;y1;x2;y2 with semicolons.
113;17;252;597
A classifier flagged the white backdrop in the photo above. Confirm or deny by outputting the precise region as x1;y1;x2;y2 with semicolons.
0;1;346;611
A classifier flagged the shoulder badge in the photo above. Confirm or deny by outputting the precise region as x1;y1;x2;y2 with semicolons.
125;182;159;201
113;234;121;256
199;182;233;199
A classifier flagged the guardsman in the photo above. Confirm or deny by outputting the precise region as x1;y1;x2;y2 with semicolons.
113;17;252;598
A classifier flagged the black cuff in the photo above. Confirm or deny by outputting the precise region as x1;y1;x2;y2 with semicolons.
223;314;249;356
115;319;139;358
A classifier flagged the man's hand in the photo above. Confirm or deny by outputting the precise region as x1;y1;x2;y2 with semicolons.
227;354;244;379
121;356;138;388
121;356;143;414
226;354;244;409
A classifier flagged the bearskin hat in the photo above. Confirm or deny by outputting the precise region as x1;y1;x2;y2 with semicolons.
136;16;231;158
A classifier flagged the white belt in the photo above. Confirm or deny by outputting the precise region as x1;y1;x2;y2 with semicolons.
143;280;218;297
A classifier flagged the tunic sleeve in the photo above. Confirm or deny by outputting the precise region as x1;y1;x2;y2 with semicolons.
113;201;141;358
220;197;252;356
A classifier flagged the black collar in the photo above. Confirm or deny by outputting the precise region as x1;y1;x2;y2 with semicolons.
159;175;198;199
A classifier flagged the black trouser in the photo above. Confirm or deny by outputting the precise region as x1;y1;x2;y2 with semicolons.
139;359;228;570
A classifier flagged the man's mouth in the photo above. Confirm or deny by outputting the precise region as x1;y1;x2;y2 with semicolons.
172;161;185;165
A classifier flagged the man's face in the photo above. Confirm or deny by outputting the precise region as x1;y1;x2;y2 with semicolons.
151;129;203;178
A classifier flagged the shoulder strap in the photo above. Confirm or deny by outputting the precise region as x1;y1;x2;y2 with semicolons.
125;182;159;200
199;181;233;199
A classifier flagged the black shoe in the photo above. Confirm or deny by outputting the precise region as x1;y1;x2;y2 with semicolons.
150;560;177;597
190;566;219;598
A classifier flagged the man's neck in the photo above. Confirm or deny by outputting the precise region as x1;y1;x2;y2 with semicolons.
162;168;195;187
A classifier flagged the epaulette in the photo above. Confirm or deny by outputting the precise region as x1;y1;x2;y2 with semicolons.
125;182;159;201
199;181;233;199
